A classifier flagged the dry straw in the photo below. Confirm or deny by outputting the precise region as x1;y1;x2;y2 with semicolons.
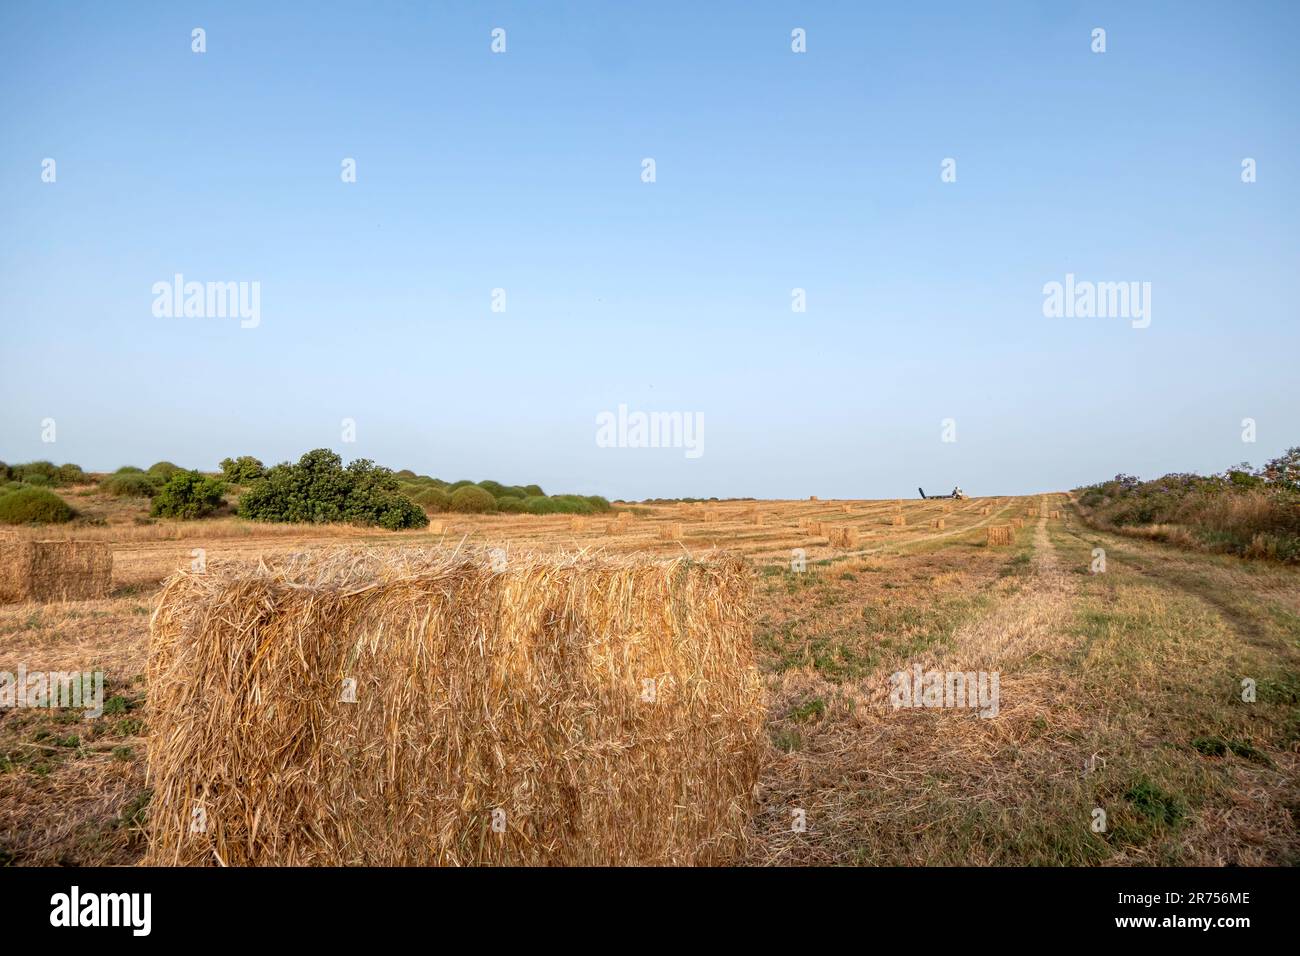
0;538;112;604
145;547;763;866
659;523;685;541
986;526;1013;546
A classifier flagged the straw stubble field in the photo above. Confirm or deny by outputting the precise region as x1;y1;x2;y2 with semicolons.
2;493;1298;866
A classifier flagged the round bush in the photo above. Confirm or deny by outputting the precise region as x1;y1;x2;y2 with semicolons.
103;473;158;498
20;473;52;487
495;496;529;513
114;466;145;475
147;461;184;481
56;463;87;484
0;487;76;524
449;485;496;513
411;487;451;512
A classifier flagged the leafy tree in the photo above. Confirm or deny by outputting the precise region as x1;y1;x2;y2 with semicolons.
237;449;427;529
219;455;266;484
151;471;227;519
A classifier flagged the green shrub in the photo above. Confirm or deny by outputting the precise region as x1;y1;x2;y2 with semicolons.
150;471;226;520
521;495;596;515
147;461;184;481
102;473;158;498
449;485;496;513
522;484;544;497
6;461;85;486
114;466;145;475
56;463;87;485
237;449;428;530
219;456;266;484
10;461;58;484
495;496;530;513
411;487;452;512
1076;455;1300;564
0;487;75;524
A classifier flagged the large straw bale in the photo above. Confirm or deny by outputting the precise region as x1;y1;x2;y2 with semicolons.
986;526;1013;546
0;538;112;604
889;515;905;527
145;548;763;866
659;523;684;541
828;526;858;548
932;518;945;530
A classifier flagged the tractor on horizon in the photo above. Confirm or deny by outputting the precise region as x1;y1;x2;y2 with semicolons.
918;486;967;500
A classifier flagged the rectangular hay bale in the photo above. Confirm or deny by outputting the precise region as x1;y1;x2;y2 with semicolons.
0;538;113;604
986;525;1013;546
145;549;763;866
828;526;858;548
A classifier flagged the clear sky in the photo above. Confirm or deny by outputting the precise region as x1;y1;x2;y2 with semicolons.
1;1;1296;499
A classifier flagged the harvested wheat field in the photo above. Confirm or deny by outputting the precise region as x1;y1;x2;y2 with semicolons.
1;492;1298;867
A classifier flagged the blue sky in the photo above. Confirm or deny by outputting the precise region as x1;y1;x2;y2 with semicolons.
1;1;1296;499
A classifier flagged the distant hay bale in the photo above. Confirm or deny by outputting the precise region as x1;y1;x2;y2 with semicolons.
809;495;818;501
569;516;585;531
0;538;112;604
942;503;953;513
428;520;446;534
932;518;945;530
1049;510;1061;519
145;548;763;866
889;515;905;527
986;526;1013;546
1010;518;1024;529
828;526;858;548
748;513;764;526
703;509;720;522
980;506;991;516
659;523;684;541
